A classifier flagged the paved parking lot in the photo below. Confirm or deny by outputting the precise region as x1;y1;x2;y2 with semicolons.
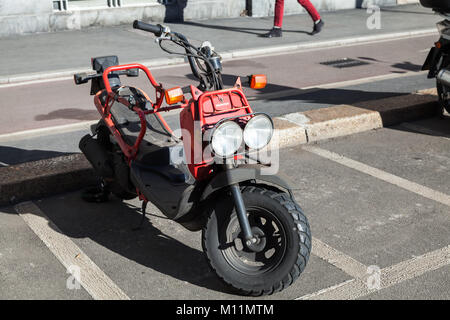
1;116;449;300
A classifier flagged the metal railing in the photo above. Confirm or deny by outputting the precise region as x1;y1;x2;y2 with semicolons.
53;0;135;11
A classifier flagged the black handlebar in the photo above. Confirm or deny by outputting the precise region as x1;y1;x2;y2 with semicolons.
132;20;220;90
133;20;163;37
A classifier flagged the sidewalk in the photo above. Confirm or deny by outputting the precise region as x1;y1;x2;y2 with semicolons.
0;4;440;81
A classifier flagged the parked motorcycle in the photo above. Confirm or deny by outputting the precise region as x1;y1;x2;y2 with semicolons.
73;20;311;295
421;0;450;115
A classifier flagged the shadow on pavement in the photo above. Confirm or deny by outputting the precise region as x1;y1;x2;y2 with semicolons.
391;61;422;72
0;146;72;166
35;193;232;295
180;21;309;36
184;72;410;104
392;114;450;138
35;108;100;121
380;7;435;15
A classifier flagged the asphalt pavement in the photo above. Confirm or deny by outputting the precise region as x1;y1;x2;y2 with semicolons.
1;115;448;299
0;33;437;135
0;4;440;79
0;2;448;301
0;31;438;166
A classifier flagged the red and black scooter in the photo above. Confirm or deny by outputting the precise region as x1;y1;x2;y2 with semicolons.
74;20;311;295
421;0;450;116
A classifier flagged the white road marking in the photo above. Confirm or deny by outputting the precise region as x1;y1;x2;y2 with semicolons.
0;76;74;88
15;201;130;300
0;121;97;143
381;245;450;287
311;238;368;280
399;122;450;141
296;279;358;300
0;29;436;88
303;146;450;207
297;245;450;300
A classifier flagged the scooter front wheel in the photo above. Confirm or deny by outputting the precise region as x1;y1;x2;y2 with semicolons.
202;186;311;296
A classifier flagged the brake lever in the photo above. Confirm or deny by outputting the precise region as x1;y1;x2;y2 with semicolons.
154;25;172;43
154;34;171;44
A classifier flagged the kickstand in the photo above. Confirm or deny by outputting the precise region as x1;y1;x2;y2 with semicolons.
133;201;148;231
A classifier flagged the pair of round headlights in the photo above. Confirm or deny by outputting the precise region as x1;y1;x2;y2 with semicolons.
211;114;274;158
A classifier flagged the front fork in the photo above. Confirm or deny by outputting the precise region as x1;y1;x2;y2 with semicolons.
225;164;258;246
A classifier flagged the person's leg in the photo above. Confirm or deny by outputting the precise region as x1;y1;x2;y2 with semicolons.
297;0;321;22
298;0;324;35
261;0;284;37
274;0;285;28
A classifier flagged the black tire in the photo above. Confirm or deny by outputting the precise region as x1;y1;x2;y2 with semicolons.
436;80;450;117
202;186;311;296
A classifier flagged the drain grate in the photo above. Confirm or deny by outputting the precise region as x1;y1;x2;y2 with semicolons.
320;58;370;69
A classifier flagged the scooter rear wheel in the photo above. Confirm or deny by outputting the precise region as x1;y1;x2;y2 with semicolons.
202;186;311;296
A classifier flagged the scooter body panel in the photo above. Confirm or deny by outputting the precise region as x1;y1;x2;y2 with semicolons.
200;166;294;202
130;161;198;220
180;88;253;181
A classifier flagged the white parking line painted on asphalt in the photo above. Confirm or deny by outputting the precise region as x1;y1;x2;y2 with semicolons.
303;146;450;207
311;238;368;280
381;245;450;288
0;121;97;143
15;201;130;300
399;122;450;141
295;279;358;300
297;245;450;300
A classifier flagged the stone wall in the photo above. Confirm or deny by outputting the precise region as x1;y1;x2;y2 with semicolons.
249;0;400;17
0;0;420;37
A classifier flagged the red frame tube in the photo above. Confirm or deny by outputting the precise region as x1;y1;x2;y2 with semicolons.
99;64;167;160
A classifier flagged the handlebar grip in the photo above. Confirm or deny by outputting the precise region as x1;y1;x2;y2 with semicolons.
74;73;88;85
133;20;163;36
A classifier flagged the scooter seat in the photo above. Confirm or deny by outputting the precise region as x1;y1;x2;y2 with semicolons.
420;0;450;11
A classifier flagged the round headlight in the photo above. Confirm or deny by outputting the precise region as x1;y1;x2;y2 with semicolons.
244;114;273;150
211;121;243;157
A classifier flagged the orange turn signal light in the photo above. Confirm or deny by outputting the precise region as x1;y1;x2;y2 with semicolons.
250;74;267;89
435;41;442;49
165;87;184;105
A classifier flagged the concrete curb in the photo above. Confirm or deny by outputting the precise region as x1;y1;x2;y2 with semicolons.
0;28;437;86
0;154;96;206
273;89;438;148
0;90;438;206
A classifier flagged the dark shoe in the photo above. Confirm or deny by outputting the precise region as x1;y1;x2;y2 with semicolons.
310;20;324;35
260;28;282;38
